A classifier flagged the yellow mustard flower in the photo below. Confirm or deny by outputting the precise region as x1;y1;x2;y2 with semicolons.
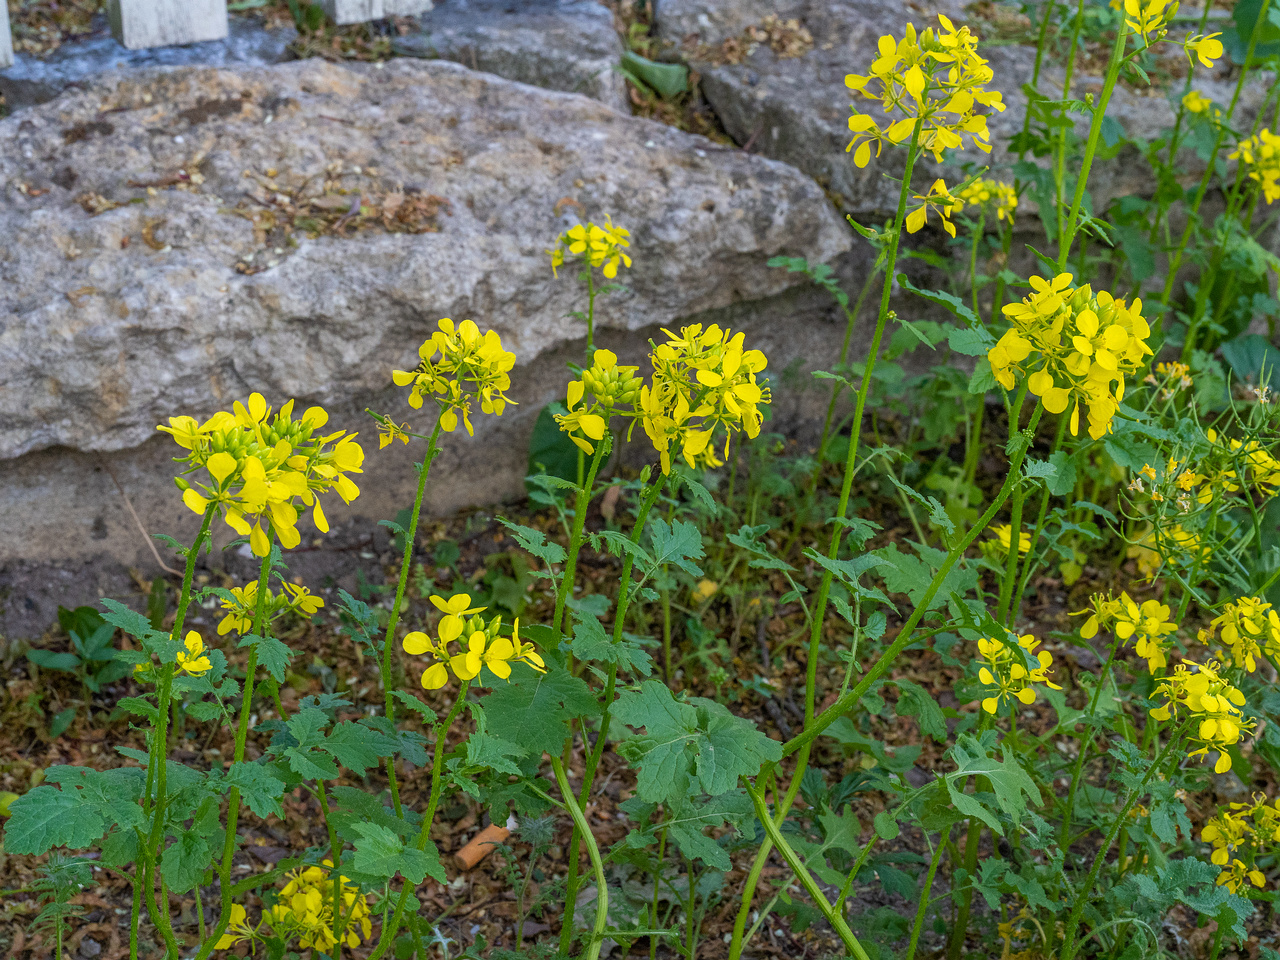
1230;129;1280;204
214;903;259;950
976;634;1061;715
956;177;1017;222
982;523;1031;559
1124;0;1177;40
216;581;324;636
1184;32;1224;68
392;318;516;435
549;217;633;279
845;15;1006;167
989;273;1153;439
1182;90;1214;114
266;862;372;951
175;630;213;676
1202;796;1278;892
692;579;720;603
1200;596;1280;673
160;395;364;558
378;419;412;449
403;594;542;690
1150;659;1254;773
905;179;962;237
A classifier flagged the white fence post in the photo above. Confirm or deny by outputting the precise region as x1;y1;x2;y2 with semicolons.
317;0;432;27
107;0;229;50
1;1;13;70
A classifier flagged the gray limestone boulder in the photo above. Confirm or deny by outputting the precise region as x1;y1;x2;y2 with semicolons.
0;15;297;111
653;0;1266;219
0;58;852;571
392;0;628;111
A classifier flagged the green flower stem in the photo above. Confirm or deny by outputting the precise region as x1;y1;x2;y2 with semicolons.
560;477;664;950
367;682;470;960
1058;723;1188;960
315;781;344;960
552;756;609;960
1007;413;1069;621
199;546;275;959
904;826;950;960
128;871;142;960
586;267;597;355
1159;0;1270;323
781;404;1046;763
947;711;993;960
969;214;986;318
994;384;1031;627
728;119;924;959
743;781;871;960
1054;0;1090;247
553;438;610;649
1057;16;1131;272
380;413;445;818
134;505;215;958
1058;633;1123;854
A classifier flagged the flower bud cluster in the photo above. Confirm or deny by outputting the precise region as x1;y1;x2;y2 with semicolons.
160;394;364;558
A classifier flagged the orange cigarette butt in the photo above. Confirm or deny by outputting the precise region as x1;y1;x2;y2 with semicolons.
453;822;511;871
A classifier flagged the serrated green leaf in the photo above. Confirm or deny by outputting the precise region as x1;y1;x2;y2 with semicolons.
948;326;996;356
569;615;653;676
898;274;982;328
464;732;526;777
499;519;566;566
647;518;705;577
893;679;947;743
392;690;438;724
351;822;446;884
239;633;293;683
226;762;286;820
161;831;210;893
322;721;399;777
482;664;599;758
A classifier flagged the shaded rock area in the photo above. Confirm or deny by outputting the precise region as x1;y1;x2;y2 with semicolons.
0;57;855;581
653;0;1269;218
393;0;629;110
0;15;297;111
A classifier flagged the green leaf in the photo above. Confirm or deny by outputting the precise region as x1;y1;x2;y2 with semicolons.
464;733;527;777
351;822;447;884
663;790;753;871
526;404;579;484
482;664;599;758
499;519;567;567
944;736;1040;837
239;633;293;683
948;326;996;357
5;767;144;854
392;690;438;724
226;762;286;820
613;682;781;803
619;51;689;99
893;679;947;743
26;650;81;672
569;615;653;676
647;519;705;577
322;722;399;777
99;598;156;641
873;542;977;611
898;274;982;328
873;811;900;840
1047;450;1077;496
883;473;955;535
161;831;211;893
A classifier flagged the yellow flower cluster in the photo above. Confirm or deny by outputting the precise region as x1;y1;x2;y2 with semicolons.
1150;659;1254;773
216;581;324;636
1230;129;1280;204
1202;795;1280;892
549;217;633;279
1123;0;1176;40
1182;90;1215;116
267;862;372;951
845;15;1005;168
1078;592;1178;672
981;523;1030;560
1204;429;1280;500
989;273;1154;438
1199;596;1280;673
555;327;771;475
214;903;259;950
403;594;545;690
956;177;1018;222
133;630;212;682
976;634;1061;715
161;395;364;558
392;318;516;436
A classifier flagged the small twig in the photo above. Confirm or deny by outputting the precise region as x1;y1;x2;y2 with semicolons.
101;459;182;576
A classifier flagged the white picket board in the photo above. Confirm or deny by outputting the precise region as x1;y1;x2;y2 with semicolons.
1;0;14;70
107;0;229;51
317;0;433;26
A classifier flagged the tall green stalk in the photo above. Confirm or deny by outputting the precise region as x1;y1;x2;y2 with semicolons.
730;119;925;958
378;413;444;817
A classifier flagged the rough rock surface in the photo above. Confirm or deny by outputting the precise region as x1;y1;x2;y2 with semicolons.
0;16;297;111
0;58;852;568
392;0;627;111
653;0;1268;218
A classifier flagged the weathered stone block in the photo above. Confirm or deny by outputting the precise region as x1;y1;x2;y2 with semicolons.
108;0;229;50
0;59;851;569
317;0;434;26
